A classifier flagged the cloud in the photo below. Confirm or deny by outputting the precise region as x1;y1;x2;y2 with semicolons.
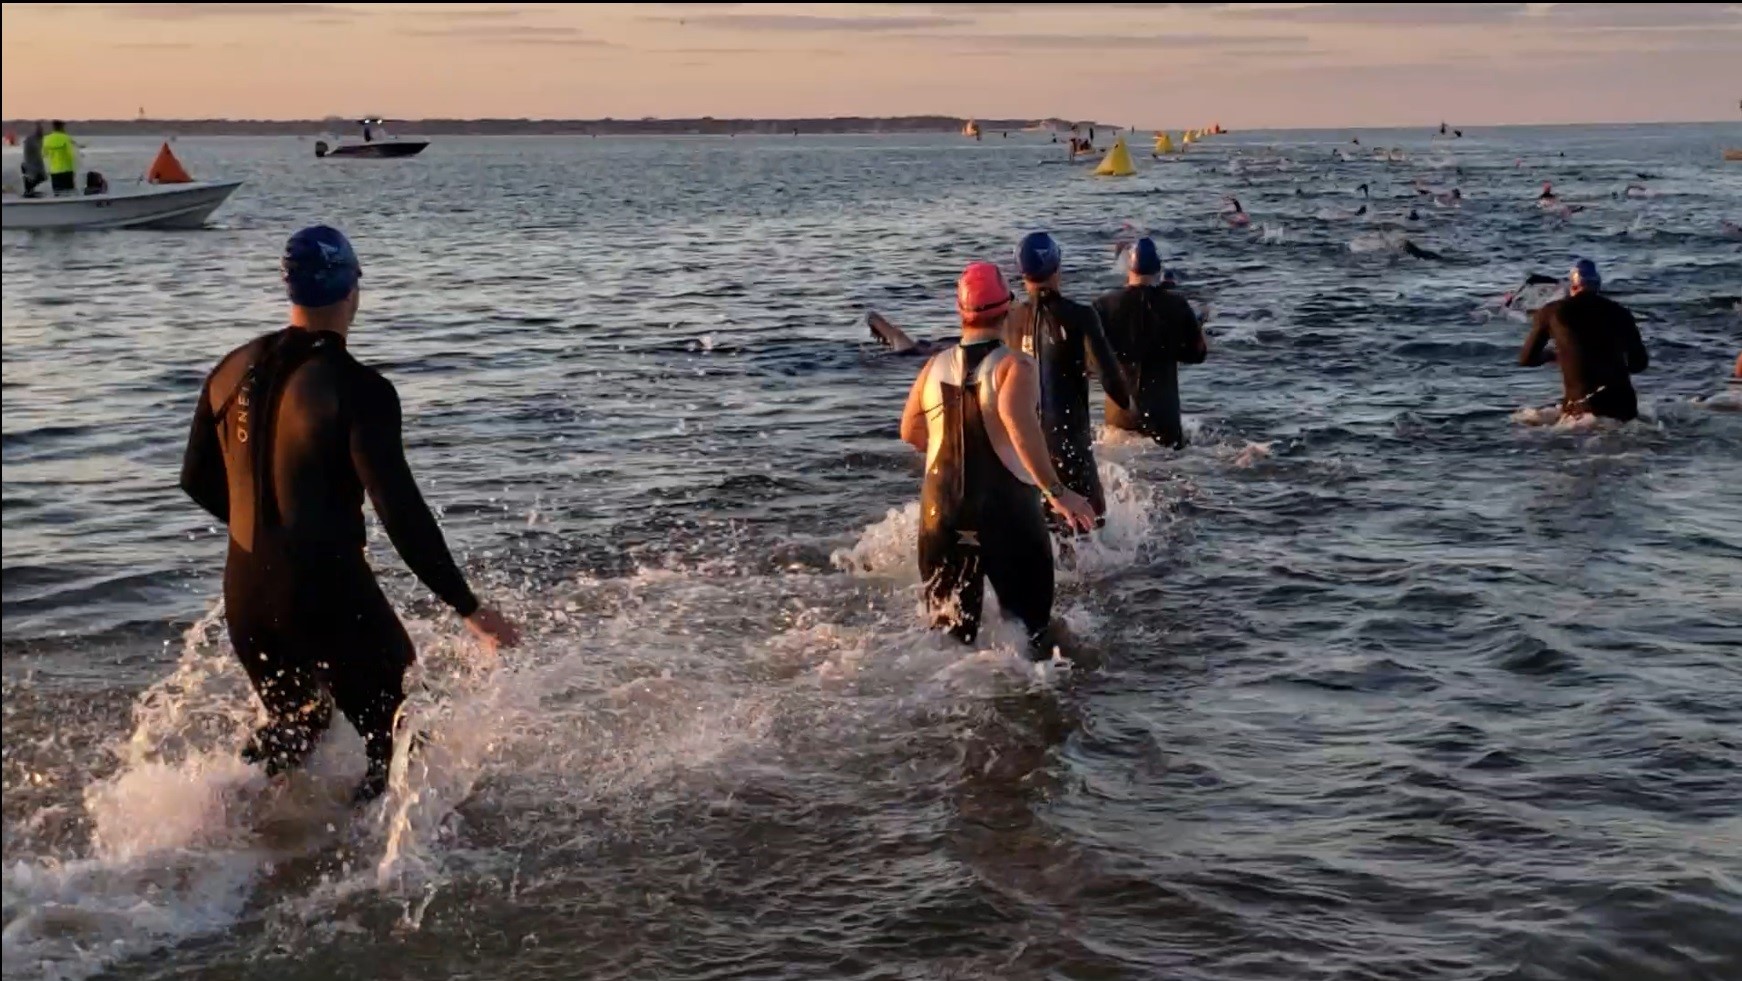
1536;3;1742;28
112;41;196;50
913;31;1309;51
412;7;530;21
648;13;974;32
401;24;619;47
1221;3;1527;25
77;2;362;18
924;2;1226;9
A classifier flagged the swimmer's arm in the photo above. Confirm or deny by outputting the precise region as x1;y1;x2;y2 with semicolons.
178;374;229;522
1083;308;1132;409
1175;297;1209;365
1519;312;1555;367
1619;309;1649;373
996;356;1067;489
899;362;930;452
350;376;481;617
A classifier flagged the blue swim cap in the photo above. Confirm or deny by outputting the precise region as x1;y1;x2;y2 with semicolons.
1124;237;1163;276
1570;258;1601;290
1017;231;1062;280
282;225;361;308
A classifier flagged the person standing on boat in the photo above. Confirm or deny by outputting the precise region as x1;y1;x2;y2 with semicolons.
1004;232;1131;532
20;122;47;197
179;225;520;804
42;121;77;196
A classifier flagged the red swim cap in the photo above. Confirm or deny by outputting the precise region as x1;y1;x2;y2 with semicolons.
956;261;1012;325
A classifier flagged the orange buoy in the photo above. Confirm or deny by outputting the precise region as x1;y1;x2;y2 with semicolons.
146;142;193;184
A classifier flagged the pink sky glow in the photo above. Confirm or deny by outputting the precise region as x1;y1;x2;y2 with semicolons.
3;2;1738;128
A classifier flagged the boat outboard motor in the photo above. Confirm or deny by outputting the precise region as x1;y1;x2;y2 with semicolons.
314;140;329;159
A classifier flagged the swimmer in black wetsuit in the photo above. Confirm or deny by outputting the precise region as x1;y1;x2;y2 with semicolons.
1092;238;1208;449
899;262;1096;654
180;226;520;804
1004;232;1131;530
1518;259;1649;421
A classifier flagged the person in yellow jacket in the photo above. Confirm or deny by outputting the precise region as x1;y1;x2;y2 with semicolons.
42;120;78;196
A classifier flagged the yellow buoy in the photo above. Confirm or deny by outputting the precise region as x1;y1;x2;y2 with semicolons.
1094;136;1136;177
1153;132;1175;154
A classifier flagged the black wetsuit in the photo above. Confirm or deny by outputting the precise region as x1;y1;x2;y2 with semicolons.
1093;284;1207;448
1004;291;1129;524
180;327;479;800
1520;292;1649;421
917;341;1053;651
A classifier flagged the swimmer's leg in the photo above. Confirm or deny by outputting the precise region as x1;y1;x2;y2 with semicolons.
233;640;334;777
982;498;1056;659
920;525;984;645
1586;388;1639;423
324;603;416;804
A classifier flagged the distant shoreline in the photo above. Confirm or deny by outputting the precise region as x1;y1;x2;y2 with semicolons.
0;116;1108;138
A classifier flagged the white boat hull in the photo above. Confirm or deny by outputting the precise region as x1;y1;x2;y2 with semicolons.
1;180;243;231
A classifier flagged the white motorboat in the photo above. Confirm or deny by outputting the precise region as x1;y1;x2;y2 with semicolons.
2;179;242;231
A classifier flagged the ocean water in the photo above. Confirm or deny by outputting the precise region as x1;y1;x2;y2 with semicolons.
3;125;1741;981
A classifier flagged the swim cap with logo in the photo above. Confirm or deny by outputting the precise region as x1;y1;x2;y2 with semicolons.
282;225;361;308
1016;231;1062;280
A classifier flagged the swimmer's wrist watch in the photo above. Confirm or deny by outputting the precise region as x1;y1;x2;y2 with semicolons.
1042;481;1066;501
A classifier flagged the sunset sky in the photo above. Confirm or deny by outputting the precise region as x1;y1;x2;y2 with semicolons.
2;2;1738;128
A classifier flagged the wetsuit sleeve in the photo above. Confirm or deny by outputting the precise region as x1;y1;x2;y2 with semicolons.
1082;307;1132;410
349;375;480;617
179;373;229;522
1520;309;1554;367
1617;307;1648;373
1173;297;1208;365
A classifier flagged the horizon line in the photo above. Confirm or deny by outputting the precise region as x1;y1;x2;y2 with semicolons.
1;116;1730;132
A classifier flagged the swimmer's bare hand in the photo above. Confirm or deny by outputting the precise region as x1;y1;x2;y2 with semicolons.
464;605;520;654
1048;489;1098;534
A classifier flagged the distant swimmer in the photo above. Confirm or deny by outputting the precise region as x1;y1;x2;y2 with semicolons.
1403;239;1442;260
1092;238;1208;449
1435;188;1462;207
180;226;520;804
1537;182;1584;217
1358;182;1370;199
899;262;1096;653
1620;183;1650;199
1518;259;1649;422
1222;196;1250;228
1350;230;1440;260
867;310;951;356
1498;273;1567;318
1005;232;1131;531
